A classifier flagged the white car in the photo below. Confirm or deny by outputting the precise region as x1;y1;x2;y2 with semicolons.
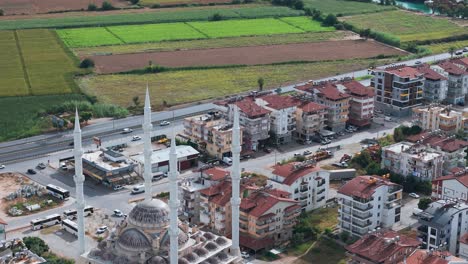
0;165;5;169
122;128;133;134
409;193;420;199
96;226;108;234
241;251;250;259
114;209;124;217
160;121;170;126
131;136;141;141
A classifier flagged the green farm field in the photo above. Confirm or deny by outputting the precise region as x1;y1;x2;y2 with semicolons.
422;40;468;54
78;58;388;108
303;0;395;15
58;17;335;48
0;6;303;30
342;10;468;43
74;31;353;56
0;29;79;97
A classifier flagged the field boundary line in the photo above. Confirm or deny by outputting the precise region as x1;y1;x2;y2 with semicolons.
104;27;127;44
276;17;307;33
13;30;32;95
184;22;210;38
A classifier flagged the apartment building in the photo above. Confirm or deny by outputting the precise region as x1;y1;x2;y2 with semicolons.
431;61;468;105
345;230;421;264
339;80;375;128
294;101;328;144
226;97;270;151
406;131;468;174
402;249;467;264
312;82;351;132
413;105;465;133
267;162;329;212
459;233;468;260
432;168;468;201
415;64;448;102
371;65;424;116
381;142;444;180
180;167;230;224
417;200;468;255
255;94;298;144
337;176;403;237
183;114;243;159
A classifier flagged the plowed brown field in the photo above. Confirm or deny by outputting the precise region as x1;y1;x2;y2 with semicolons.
0;0;127;15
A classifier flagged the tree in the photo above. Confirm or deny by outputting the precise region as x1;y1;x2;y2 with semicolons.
80;111;93;124
101;1;115;10
130;0;140;4
418;197;432;210
210;13;223;21
80;58;94;68
293;0;304;10
360;28;371;40
132;96;140;107
456;129;466;140
448;46;456;58
87;3;97;11
0;9;4;16
257;77;264;91
322;14;338;27
23;237;49;256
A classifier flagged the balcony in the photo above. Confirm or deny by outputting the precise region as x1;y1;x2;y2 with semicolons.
317;189;325;195
240;215;248;223
342;216;351;223
352;218;371;228
352;211;372;220
352;203;373;212
240;224;248;231
183;193;195;200
300;194;308;200
256;219;274;228
300;186;308;192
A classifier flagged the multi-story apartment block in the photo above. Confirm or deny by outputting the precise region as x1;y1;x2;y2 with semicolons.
417;200;468;255
459;233;468;260
371;65;424;116
338;80;375;128
199;179;233;237
312;83;351;132
294;101;327;144
403;249;467;264
345;230;421;264
337;176;403;237
413;105;465;134
432;168;468;201
407;132;468;174
431;61;468;105
180;167;230;224
267;162;329;212
381;142;444;180
255;94;298;144
183;114;243;159
415;65;448;102
226;97;270;151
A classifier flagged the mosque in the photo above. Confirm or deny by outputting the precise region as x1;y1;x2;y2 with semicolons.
75;89;242;264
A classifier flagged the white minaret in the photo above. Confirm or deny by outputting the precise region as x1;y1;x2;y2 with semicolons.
168;129;180;264
230;106;241;256
73;109;86;255
143;87;153;201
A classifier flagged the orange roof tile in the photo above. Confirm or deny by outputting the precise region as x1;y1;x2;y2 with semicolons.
203;167;230;181
338;175;400;199
386;66;422;79
272;162;321;186
234;97;270;118
259;94;300;110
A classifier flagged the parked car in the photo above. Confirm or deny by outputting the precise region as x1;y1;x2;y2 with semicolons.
27;169;37;175
414;60;422;65
122;128;133;134
293;153;302;157
409;193;420;199
303;150;312;156
321;139;331;145
114;209;124;217
241;252;250;259
240;155;252;160
36;163;46;170
413;208;423;216
0;165;5;169
131;136;141;141
60;163;68;170
463;47;468;52
160;121;170;126
455;50;463;56
113;185;123;191
384;116;392;122
263;148;272;153
96;226;108;234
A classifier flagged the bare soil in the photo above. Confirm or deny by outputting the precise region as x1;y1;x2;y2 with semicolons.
91;40;407;74
0;173;30;220
0;0;128;15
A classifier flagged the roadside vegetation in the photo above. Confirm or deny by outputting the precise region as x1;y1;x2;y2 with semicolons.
422;40;468;54
23;237;74;264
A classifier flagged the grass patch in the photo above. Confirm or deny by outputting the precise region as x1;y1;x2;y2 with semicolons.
0;31;29;96
422;40;468;54
279;17;335;32
342;10;467;43
57;27;123;47
295;238;347;264
303;0;395;15
74;31;350;56
299;207;338;232
78;58;388;108
0;6;303;30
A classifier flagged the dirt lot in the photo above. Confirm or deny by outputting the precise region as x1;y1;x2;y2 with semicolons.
0;0;127;15
91;40;407;74
0;173;30;219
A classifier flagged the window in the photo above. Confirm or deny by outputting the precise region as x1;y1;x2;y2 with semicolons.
394;215;400;222
378;197;381;201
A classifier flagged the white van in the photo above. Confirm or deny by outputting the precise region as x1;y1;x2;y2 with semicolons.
60;162;68;170
131;184;145;194
152;172;165;182
223;157;233;166
413;208;423;216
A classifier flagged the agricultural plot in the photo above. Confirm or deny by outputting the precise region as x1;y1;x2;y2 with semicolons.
0;0;127;15
78;58;388;108
0;31;29;97
279;17;335;32
58;17;335;48
17;29;78;95
302;0;395;15
0;6;303;30
140;0;231;6
422;40;468;54
342;10;468;43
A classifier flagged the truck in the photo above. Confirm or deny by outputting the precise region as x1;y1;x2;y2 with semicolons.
311;150;333;161
131;184;145;194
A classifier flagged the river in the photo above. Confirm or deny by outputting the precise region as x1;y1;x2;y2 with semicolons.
372;0;433;14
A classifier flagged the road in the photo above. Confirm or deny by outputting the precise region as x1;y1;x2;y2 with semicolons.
0;52;452;164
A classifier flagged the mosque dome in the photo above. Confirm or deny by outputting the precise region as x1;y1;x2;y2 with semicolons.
117;228;152;252
146;256;168;264
127;199;170;229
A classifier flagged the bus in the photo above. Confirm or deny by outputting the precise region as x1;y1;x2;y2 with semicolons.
63;206;94;220
46;184;70;200
62;219;78;236
30;214;62;230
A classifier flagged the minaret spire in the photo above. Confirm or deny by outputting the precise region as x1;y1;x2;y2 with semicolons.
230;106;241;256
143;87;153;201
73;109;86;255
169;121;180;264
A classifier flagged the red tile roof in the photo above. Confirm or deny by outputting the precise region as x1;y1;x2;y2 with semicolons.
272;162;321;186
432;170;468;188
240;191;297;217
240;234;274;251
406;131;432;143
460;233;468;244
453;57;468;68
295;82;314;92
266;188;291;198
199;180;233;207
285;204;301;213
298;101;328;113
402;250;461;264
0;218;6;225
386;66;422;79
315;83;351;101
338;175;400;199
406;132;468;152
259;94;300;110
415;65;447;81
437;61;465;76
234;97;270;118
341;80;374;97
203;167;230;181
346;230;421;263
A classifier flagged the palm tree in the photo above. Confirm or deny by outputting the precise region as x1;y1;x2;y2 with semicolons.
448;46;456;58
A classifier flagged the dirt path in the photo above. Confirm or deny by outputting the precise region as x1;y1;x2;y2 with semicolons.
91;40;407;74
